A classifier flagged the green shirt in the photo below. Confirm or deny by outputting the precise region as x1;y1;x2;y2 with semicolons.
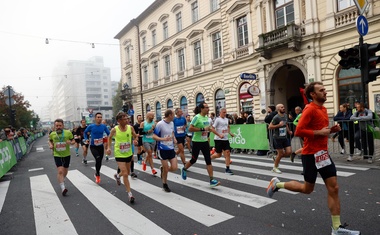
114;125;133;158
190;114;210;142
49;130;73;157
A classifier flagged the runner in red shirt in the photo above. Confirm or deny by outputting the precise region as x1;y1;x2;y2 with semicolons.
266;82;360;235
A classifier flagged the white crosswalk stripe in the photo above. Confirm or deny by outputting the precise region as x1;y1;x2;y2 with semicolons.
30;174;77;235
67;169;170;235
1;154;370;234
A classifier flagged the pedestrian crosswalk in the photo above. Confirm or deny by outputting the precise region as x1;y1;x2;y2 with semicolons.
0;153;370;234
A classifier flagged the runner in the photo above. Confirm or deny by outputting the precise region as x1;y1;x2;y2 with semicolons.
133;115;144;164
75;119;89;164
185;114;192;153
72;126;80;157
268;103;293;173
107;112;138;203
173;108;187;165
153;109;178;192
211;108;235;175
140;112;157;175
102;119;111;161
84;112;110;184
48;118;75;196
181;102;220;188
266;82;360;235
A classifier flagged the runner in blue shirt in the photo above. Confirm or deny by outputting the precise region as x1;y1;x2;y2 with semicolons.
173;108;187;165
84;112;110;184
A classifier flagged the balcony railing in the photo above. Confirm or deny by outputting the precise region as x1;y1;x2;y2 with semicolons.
335;8;358;27
256;23;302;59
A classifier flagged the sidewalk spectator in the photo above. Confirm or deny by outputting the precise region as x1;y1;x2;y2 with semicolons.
333;104;354;161
350;103;374;163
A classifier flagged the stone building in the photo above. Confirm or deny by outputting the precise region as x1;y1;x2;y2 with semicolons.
114;0;380;121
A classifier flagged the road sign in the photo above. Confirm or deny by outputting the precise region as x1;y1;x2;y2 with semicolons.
88;108;93;114
89;113;93;118
356;15;368;36
127;109;135;116
354;0;368;15
5;98;15;106
240;73;257;80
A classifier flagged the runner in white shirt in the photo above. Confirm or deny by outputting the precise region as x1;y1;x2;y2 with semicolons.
153;109;178;192
211;108;235;175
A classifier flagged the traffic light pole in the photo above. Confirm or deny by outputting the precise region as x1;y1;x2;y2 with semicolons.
359;35;367;105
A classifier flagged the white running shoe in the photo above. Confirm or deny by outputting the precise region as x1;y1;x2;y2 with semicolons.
331;224;361;235
272;167;282;174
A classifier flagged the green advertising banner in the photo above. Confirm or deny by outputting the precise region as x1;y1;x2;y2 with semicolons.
210;124;269;150
0;141;17;178
18;137;27;155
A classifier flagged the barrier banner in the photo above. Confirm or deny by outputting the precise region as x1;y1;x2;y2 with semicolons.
0;141;17;178
210;124;269;150
18;137;27;155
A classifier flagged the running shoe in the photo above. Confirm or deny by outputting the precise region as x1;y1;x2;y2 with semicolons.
62;188;68;196
331;223;361;235
114;174;121;186
210;147;216;155
131;172;138;179
266;177;280;198
181;167;187;180
272;167;282;174
210;179;220;188
128;192;135;203
105;156;109;161
347;155;353;162
290;152;296;163
94;174;101;184
152;169;157;175
340;149;345;154
75;153;79;157
83;158;87;164
225;168;234;175
160;166;163;179
368;158;373;164
137;160;142;165
142;161;147;171
163;183;171;192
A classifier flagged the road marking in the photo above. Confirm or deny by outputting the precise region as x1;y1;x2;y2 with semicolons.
30;174;77;235
29;167;44;172
36;147;44;152
180;166;298;195
67;170;170;235
0;180;10;213
229;154;370;171
100;166;234;227
134;167;276;209
209;157;356;177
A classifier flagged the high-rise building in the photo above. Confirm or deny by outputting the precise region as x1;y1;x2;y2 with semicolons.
50;56;114;123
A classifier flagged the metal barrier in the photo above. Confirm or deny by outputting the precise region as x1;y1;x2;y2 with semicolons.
269;119;380;161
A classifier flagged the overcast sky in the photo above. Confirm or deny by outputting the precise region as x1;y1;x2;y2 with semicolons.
0;0;153;116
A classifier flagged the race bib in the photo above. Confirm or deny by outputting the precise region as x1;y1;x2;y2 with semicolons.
176;126;185;134
222;129;228;134
94;138;103;146
162;135;172;146
279;127;286;137
55;142;66;152
201;131;208;140
314;150;331;169
119;142;131;153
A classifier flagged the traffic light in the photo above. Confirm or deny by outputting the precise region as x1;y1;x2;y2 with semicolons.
363;43;380;84
122;104;128;112
11;109;16;117
338;46;360;69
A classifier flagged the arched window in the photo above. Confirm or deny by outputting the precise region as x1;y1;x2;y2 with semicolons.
337;68;364;107
180;96;188;116
167;99;173;110
196;93;204;107
146;104;151;113
215;89;225;116
156;102;162;121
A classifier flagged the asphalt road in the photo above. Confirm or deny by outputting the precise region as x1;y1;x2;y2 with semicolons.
0;136;379;235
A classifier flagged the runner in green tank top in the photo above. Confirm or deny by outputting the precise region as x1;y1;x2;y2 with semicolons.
107;112;138;203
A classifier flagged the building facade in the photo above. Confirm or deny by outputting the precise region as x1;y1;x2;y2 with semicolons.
49;56;115;123
115;0;380;121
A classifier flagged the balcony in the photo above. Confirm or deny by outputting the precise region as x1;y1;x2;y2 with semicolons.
256;23;302;59
120;88;132;101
